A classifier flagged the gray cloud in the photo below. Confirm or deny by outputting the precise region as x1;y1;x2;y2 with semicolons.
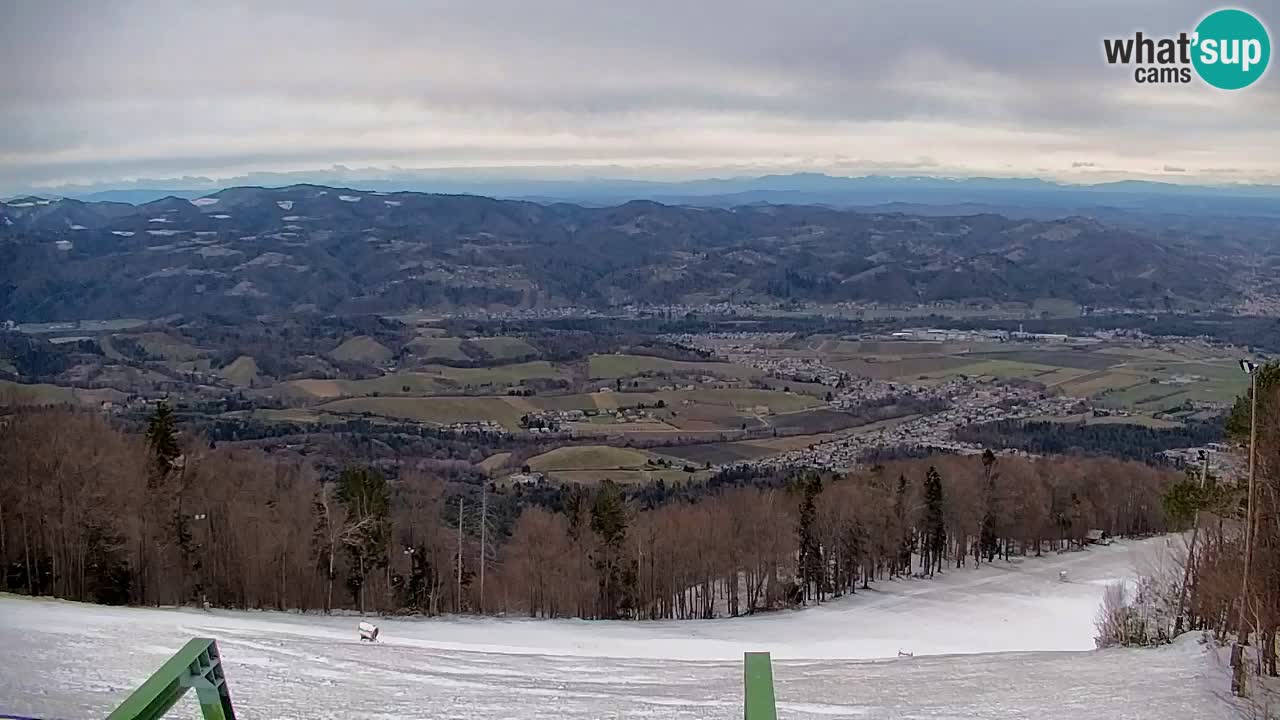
1;0;1277;192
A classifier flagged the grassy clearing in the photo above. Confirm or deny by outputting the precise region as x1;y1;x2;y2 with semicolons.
0;379;80;406
423;361;567;386
658;388;821;413
833;356;974;380
279;373;457;399
971;350;1122;371
916;359;1061;381
1058;372;1145;397
1027;412;1182;429
329;336;393;364
470;337;538;360
544;469;706;486
318;396;525;429
132;332;205;361
527;445;655;472
406;337;469;362
656;442;775;465
220;355;260;387
588;354;759;380
479;452;512;472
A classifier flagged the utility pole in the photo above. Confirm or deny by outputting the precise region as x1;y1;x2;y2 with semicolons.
1174;450;1209;636
456;496;464;614
479;484;487;613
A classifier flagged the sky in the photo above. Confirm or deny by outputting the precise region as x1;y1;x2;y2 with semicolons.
1;0;1278;193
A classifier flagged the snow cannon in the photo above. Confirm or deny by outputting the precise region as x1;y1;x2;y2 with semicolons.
359;621;380;642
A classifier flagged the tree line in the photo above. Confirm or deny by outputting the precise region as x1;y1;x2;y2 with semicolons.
0;403;1178;619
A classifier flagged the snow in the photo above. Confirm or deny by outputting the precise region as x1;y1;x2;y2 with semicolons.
189;197;219;206
2;216;11;226
7;201;34;207
339;194;362;202
111;230;135;237
276;200;294;210
54;240;72;250
146;229;180;236
69;224;87;230
212;214;232;219
281;215;304;221
0;539;1236;719
148;217;171;223
384;200;402;207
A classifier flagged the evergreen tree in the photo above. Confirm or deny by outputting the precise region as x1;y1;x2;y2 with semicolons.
923;466;945;577
590;479;630;618
145;401;180;479
979;450;1000;563
893;473;913;576
795;472;824;603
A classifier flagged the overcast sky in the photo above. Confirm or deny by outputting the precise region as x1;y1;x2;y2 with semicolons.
1;0;1277;192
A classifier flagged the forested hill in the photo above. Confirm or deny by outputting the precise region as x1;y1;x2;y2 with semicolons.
956;419;1224;463
0;184;1255;321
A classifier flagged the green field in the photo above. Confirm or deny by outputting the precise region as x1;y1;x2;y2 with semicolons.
279;372;457;399
132;332;205;361
329;336;394;364
317;396;526;429
470;337;538;360
0;379;81;406
657;388;822;414
219;355;260;387
405;337;470;362
588;354;759;380
423;361;568;386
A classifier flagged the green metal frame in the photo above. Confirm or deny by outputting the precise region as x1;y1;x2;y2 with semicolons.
107;638;237;720
743;651;778;720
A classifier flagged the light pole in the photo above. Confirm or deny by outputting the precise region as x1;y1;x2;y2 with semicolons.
1232;359;1259;696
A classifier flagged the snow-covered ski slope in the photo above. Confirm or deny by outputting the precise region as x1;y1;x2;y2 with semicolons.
0;538;1234;719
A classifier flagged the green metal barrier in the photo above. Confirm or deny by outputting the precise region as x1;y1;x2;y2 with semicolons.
743;651;778;720
107;638;236;720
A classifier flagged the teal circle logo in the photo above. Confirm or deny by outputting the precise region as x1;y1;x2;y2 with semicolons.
1192;9;1270;89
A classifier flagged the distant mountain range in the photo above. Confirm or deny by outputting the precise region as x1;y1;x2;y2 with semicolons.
14;171;1280;219
2;184;1272;322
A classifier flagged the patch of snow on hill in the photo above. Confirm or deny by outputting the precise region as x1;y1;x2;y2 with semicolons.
276;200;293;210
190;198;220;206
339;195;361;202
